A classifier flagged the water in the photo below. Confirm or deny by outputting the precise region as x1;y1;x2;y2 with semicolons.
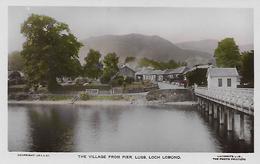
8;104;253;152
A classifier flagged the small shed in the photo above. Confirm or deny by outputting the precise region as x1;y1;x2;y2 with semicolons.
207;68;239;89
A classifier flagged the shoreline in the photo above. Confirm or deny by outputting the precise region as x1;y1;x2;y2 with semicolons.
8;100;198;106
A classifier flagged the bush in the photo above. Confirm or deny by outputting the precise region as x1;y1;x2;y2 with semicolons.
111;76;124;87
124;77;134;84
80;93;90;100
100;74;111;84
186;68;207;86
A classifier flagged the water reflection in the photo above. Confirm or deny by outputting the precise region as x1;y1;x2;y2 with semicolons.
197;108;253;153
27;105;76;152
8;104;253;152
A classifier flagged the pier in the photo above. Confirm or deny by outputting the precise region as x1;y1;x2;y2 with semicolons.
194;87;254;140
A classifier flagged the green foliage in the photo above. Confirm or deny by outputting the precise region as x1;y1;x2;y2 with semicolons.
101;52;119;83
90;95;124;100
138;57;183;70
83;49;102;79
79;93;90;100
8;51;25;71
111;75;124;87
240;50;254;87
124;77;135;84
20;14;83;91
100;74;111;84
124;56;136;64
45;95;73;101
214;38;241;67
186;68;207;86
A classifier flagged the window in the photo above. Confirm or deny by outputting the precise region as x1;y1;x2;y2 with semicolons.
218;78;222;87
227;78;231;87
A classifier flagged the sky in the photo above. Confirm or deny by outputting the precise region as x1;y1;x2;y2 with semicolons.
8;7;253;53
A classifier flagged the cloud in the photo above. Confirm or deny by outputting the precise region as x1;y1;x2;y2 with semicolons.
8;7;253;53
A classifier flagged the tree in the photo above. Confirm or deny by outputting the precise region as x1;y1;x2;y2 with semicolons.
240;50;254;87
138;57;181;70
214;38;241;68
20;14;82;91
101;52;119;84
83;49;102;79
186;68;207;86
124;56;136;64
8;51;25;71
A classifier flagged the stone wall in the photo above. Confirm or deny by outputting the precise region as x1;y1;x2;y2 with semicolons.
146;89;195;102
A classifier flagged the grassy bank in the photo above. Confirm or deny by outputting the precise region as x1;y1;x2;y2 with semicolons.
89;95;124;101
44;95;74;101
43;94;126;101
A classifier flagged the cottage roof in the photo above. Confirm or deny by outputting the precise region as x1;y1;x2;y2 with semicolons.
135;69;153;75
151;70;165;75
120;64;136;72
184;64;213;74
135;69;165;75
207;68;239;77
164;66;189;74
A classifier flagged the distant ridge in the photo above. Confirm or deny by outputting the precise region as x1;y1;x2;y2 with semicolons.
79;33;214;66
176;39;253;55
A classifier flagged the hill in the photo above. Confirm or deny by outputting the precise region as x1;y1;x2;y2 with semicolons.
79;34;213;66
176;39;253;55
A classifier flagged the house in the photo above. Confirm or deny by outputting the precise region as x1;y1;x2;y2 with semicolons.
118;65;136;79
207;68;239;89
135;66;191;83
135;69;155;81
135;69;165;82
152;70;165;81
164;66;189;82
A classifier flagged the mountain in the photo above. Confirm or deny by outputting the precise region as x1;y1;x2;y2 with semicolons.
176;39;254;55
176;39;218;55
79;34;213;66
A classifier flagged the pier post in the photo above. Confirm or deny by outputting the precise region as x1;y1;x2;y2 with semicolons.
219;106;224;124
208;102;213;115
213;103;218;119
205;100;209;113
250;116;254;143
200;98;203;110
197;97;200;110
239;113;245;140
227;109;234;131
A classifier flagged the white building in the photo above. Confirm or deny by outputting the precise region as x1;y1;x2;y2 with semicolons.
135;69;164;82
207;68;239;89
